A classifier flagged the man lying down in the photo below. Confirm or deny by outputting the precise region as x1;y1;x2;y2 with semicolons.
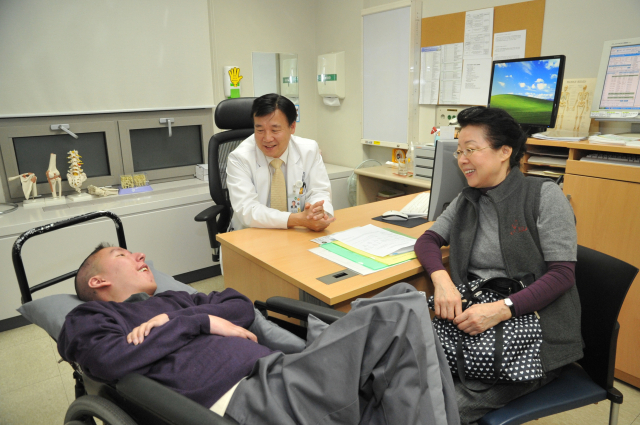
58;244;460;425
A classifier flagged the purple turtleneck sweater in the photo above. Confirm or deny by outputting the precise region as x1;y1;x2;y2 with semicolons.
58;289;274;408
414;185;575;317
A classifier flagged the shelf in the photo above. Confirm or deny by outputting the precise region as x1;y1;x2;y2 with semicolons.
354;165;431;189
361;139;408;149
527;138;640;155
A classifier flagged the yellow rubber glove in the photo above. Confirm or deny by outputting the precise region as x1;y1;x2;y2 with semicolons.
228;67;243;87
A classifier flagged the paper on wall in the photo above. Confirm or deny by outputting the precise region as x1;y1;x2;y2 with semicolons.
460;57;492;106
419;46;441;104
439;43;463;104
493;30;526;61
464;8;494;59
552;78;597;133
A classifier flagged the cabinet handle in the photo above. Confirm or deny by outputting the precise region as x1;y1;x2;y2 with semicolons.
566;194;571;201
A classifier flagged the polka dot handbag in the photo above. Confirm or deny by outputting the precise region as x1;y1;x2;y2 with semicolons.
428;276;543;386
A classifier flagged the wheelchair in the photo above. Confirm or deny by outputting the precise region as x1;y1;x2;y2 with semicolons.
13;210;346;425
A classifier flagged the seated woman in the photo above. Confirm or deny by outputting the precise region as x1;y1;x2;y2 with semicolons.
415;106;583;425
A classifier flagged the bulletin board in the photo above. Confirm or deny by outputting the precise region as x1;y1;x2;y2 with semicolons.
420;0;545;57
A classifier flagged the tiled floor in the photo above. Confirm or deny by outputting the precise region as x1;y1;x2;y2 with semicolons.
1;274;639;424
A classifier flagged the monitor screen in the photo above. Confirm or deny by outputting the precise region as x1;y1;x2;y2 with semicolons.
597;42;640;110
487;55;566;130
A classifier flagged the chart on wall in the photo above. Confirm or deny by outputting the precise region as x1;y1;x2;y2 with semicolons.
552;78;596;133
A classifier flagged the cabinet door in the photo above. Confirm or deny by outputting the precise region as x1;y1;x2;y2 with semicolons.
564;174;640;386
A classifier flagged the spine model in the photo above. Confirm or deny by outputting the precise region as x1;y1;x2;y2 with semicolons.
67;150;87;193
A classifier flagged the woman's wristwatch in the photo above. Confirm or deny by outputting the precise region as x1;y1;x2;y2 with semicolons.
504;298;516;317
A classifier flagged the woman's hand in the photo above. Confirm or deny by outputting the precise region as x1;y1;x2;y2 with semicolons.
453;301;511;336
209;315;258;342
431;270;462;320
127;313;170;345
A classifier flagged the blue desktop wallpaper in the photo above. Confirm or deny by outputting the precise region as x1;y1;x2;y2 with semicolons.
489;58;561;125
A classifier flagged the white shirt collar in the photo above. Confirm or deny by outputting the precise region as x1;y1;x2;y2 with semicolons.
266;144;290;166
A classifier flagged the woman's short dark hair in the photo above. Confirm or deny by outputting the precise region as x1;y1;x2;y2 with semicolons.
251;94;297;126
456;106;527;168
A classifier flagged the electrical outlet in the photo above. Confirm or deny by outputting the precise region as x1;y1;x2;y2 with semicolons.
435;106;469;127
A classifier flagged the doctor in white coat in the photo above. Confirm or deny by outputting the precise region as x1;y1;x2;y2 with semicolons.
227;94;335;232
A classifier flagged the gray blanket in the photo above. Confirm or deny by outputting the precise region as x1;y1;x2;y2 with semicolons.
226;283;460;425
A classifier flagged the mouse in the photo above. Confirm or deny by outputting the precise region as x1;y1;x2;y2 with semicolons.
382;210;409;221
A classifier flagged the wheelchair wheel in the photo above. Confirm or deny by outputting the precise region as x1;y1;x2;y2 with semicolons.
64;395;137;425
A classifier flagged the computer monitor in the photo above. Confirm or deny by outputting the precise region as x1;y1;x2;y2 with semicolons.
487;55;566;135
427;139;467;222
591;37;640;126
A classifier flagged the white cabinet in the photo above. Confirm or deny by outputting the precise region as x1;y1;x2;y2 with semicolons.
0;180;213;321
325;163;353;210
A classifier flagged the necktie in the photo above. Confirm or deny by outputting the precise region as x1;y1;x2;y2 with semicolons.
270;158;287;212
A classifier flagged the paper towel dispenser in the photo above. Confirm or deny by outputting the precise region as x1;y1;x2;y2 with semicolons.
318;51;345;106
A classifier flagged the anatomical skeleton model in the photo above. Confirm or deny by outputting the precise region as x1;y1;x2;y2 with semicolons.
8;173;37;200
67;150;87;193
46;153;62;198
88;185;118;197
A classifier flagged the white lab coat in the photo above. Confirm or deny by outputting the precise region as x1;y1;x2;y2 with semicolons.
227;134;333;231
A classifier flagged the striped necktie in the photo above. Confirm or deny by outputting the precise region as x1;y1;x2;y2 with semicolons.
270;158;287;212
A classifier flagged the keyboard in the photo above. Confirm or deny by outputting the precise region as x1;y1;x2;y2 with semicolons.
581;152;640;167
400;192;431;217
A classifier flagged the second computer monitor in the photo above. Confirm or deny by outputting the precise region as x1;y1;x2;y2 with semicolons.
487;55;566;135
427;139;467;222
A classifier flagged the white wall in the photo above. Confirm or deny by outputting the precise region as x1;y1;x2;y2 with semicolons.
209;0;318;139
314;0;364;167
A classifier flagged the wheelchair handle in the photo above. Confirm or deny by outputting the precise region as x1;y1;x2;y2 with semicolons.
12;210;127;303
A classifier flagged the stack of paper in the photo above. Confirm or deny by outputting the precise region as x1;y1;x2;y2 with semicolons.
527;155;567;167
309;224;418;275
532;131;589;142
589;134;640;147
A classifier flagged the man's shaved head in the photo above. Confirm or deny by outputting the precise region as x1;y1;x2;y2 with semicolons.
75;243;111;302
75;244;157;303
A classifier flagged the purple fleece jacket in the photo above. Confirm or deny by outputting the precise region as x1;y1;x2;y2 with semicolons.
57;289;274;408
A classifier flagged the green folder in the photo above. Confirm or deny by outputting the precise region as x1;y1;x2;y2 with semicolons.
319;242;389;270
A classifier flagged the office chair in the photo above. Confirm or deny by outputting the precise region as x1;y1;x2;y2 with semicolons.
478;245;639;425
195;97;256;262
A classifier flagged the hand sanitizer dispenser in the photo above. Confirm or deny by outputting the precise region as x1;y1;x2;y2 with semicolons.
318;51;345;106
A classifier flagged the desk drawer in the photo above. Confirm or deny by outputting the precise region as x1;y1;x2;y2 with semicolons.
414;166;433;179
415;145;435;159
415;157;434;168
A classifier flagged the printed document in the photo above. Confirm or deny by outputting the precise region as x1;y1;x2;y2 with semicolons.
332;224;416;257
493;30;526;61
420;46;441;104
439;43;463;104
464;8;494;59
460;57;493;105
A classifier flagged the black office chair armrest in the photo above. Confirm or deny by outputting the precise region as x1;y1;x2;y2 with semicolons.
195;204;226;223
116;374;238;425
263;297;347;324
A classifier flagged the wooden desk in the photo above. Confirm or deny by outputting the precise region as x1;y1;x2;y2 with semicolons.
218;194;444;312
354;165;431;205
525;138;640;388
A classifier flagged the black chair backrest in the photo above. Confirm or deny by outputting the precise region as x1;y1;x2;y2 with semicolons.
575;245;638;389
207;97;255;209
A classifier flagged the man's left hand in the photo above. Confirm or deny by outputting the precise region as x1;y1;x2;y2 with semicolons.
304;200;329;221
127;313;170;345
453;301;511;336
